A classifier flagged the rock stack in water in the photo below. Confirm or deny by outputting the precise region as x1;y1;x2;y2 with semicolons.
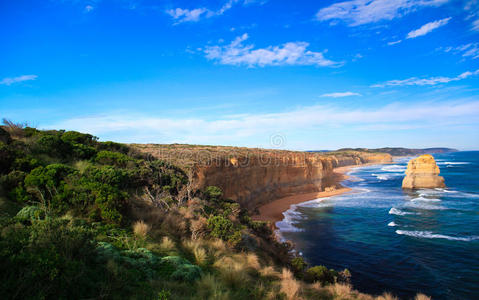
402;154;445;189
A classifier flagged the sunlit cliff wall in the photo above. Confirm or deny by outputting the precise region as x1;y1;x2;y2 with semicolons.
135;145;392;210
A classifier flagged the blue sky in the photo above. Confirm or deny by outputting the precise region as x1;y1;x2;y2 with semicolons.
1;0;479;150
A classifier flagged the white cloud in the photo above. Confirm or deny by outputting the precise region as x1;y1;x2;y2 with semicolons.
316;0;449;26
441;43;479;59
372;69;479;87
166;0;258;23
165;8;211;23
473;18;479;31
0;75;38;86
406;17;451;39
46;100;479;146
387;40;402;45
204;34;341;67
320;92;361;98
84;5;94;12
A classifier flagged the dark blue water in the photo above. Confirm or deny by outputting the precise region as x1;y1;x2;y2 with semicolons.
277;151;479;299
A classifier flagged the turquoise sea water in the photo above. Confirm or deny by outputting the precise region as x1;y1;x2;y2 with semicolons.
277;151;479;299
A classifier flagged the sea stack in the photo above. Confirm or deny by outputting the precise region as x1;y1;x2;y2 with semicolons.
402;154;445;189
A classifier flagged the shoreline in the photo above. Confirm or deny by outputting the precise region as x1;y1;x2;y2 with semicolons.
252;162;387;226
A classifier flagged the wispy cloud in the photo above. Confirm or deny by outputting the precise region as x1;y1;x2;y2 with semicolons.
441;43;479;60
204;33;341;67
165;0;258;24
406;17;451;39
320;92;361;98
372;69;479;87
464;0;479;31
0;75;38;86
316;0;449;26
387;40;402;46
165;8;210;23
472;18;479;31
84;5;94;13
46;100;479;146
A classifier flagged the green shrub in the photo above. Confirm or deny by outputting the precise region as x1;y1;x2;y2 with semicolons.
98;141;130;154
16;205;44;221
304;265;337;284
12;156;40;172
95;150;133;168
33;133;69;157
291;256;307;274
0;143;15;174
207;215;234;240
159;256;202;282
204;186;223;201
207;215;243;247
61;131;97;145
0;127;12;144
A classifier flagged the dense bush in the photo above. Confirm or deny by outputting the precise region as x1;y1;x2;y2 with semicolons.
304;265;337;284
291;256;307;275
95;150;134;168
0;125;377;300
15;205;44;221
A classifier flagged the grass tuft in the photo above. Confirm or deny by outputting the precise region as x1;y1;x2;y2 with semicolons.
133;220;150;238
280;268;301;300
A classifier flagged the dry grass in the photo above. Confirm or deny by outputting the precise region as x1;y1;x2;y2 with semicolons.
133;220;150;238
182;239;210;266
245;253;261;270
73;160;91;174
260;266;281;279
190;217;207;240
414;294;431;300
213;256;249;289
159;236;175;252
280;268;301;300
375;292;398;300
196;274;230;300
193;247;208;266
326;283;355;299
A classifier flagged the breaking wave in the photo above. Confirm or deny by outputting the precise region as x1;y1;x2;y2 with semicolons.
387;221;397;227
411;196;441;202
389;208;417;216
372;173;389;180
381;165;406;173
276;206;304;232
395;230;479;242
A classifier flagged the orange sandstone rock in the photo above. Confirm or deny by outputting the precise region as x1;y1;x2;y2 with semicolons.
402;154;445;189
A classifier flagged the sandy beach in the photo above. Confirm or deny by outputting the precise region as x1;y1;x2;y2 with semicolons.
252;165;357;223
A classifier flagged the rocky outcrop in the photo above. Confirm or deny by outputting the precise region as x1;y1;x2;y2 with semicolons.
402;154;445;189
135;144;392;210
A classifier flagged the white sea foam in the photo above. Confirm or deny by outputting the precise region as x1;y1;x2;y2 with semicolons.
395;230;479;242
372;173;389;180
405;202;447;210
436;188;457;193
388;221;397;227
412;196;441;202
381;165;406;173
389;208;417;216
276;206;304;232
440;162;470;165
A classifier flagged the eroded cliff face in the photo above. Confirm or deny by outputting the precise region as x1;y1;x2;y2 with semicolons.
135;144;392;210
192;152;391;210
402;154;445;189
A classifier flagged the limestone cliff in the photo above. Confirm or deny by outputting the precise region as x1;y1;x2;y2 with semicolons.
402;154;445;189
134;145;392;210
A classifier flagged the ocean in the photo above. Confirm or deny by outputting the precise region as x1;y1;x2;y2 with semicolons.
276;151;479;299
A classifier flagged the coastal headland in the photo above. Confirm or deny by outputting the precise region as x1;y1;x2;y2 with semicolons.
134;144;393;215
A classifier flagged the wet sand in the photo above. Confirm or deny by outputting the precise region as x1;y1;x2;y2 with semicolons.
252;165;356;223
